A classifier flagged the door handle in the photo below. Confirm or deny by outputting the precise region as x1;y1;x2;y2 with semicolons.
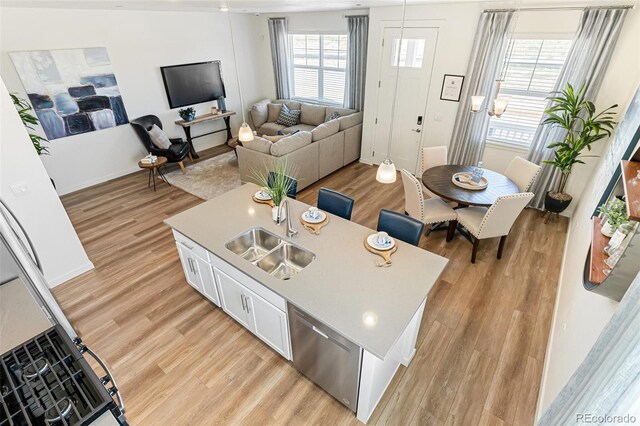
187;258;194;273
411;128;422;133
181;241;194;250
312;326;329;339
241;294;246;312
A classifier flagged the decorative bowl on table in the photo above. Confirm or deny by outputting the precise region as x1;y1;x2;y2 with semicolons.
366;234;396;251
178;107;196;122
452;172;488;190
301;208;326;224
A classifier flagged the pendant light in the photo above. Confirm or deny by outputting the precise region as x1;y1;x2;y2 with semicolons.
376;0;408;184
225;7;254;142
470;7;519;117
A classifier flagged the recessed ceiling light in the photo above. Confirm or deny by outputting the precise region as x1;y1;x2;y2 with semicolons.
219;5;229;12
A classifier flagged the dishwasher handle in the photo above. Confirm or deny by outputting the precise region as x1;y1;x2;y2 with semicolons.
312;325;329;339
293;310;354;353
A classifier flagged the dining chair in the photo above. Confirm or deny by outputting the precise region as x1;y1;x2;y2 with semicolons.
267;172;298;199
450;192;534;263
504;156;542;192
400;169;458;241
377;209;425;247
317;188;355;220
422;145;448;199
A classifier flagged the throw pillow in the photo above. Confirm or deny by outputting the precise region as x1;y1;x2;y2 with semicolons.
267;103;282;122
148;124;171;149
276;104;301;127
325;111;341;122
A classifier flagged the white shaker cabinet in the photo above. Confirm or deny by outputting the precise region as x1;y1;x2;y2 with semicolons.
175;239;220;307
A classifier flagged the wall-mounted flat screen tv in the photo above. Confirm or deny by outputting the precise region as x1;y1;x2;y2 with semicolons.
160;61;226;109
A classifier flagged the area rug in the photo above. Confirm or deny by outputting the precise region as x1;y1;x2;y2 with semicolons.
164;151;242;200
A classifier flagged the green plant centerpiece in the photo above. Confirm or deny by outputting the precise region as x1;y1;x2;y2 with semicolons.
251;160;297;222
178;107;196;122
11;93;49;155
541;83;617;213
598;198;628;237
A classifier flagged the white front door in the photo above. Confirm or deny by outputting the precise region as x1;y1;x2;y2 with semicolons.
372;27;438;174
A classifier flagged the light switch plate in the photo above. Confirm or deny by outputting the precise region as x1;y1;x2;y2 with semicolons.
433;112;443;122
10;183;29;196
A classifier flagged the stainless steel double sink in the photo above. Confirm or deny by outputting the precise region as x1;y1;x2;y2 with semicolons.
225;227;315;280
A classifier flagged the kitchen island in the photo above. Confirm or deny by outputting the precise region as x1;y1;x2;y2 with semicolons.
164;183;448;423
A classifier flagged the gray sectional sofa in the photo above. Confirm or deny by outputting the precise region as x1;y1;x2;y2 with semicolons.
237;99;363;191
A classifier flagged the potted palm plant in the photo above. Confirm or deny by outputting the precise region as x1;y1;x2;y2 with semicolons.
11;94;49;155
542;83;617;214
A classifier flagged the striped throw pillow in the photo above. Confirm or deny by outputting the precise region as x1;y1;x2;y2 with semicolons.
276;104;301;127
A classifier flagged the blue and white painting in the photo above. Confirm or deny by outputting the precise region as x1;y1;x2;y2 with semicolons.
9;47;129;140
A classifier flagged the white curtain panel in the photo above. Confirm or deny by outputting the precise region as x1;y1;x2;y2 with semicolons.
344;15;369;111
539;271;640;425
526;8;629;209
448;11;514;166
268;17;292;100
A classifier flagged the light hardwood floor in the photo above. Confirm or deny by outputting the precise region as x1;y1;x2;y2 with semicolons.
56;147;568;425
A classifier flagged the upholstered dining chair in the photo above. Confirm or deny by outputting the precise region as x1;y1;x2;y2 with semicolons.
317;188;355;220
131;115;191;174
504;156;542;192
267;172;298;199
400;169;458;241
377;209;425;247
451;192;534;263
421;145;448;199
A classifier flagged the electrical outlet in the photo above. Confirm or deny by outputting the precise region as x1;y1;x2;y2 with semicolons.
10;183;29;196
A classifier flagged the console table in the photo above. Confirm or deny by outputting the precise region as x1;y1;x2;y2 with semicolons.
175;111;235;159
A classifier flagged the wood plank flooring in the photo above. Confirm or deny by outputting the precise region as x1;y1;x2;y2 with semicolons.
55;147;568;425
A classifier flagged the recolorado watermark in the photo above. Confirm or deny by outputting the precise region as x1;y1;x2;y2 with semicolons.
576;413;637;424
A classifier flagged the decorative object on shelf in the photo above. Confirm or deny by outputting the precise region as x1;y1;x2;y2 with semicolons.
251;160;297;223
543;83;618;214
178;107;196;122
224;10;253;142
440;74;464;102
376;0;408;184
211;107;220;115
10;47;129;140
217;96;227;113
11;93;49;155
598;198;628;237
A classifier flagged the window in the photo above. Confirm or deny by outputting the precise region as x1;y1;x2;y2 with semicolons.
487;39;573;147
290;34;348;104
391;39;426;68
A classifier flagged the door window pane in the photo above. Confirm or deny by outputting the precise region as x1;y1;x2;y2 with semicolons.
391;39;426;68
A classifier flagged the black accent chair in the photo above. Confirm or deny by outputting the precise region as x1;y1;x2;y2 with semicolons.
317;188;355;220
131;115;191;174
377;209;425;247
268;172;298;199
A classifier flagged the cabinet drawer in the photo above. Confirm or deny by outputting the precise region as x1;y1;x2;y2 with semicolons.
173;230;209;261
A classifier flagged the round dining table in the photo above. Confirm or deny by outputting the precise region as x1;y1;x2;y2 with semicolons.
422;165;520;207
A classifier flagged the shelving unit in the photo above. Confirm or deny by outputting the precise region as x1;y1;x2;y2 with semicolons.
620;160;640;221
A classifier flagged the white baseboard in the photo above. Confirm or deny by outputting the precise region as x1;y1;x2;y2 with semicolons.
56;165;142;196
47;261;95;288
401;348;417;367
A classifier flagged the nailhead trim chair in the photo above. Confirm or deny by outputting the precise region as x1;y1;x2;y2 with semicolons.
451;192;534;263
421;146;449;199
317;188;355;220
504;156;542;192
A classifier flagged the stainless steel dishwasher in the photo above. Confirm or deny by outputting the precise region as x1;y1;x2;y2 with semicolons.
288;303;362;412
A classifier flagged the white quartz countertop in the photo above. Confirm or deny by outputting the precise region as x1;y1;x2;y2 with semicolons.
164;183;448;359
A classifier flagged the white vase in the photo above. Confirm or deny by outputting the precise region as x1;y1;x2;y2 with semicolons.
601;220;616;237
272;206;285;223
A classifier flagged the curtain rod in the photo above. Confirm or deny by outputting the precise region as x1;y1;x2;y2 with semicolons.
484;5;633;13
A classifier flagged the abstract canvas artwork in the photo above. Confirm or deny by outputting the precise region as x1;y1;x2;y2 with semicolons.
10;47;129;140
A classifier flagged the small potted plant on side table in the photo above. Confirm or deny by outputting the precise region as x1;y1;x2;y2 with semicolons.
178;107;196;122
542;83;617;215
598;198;628;237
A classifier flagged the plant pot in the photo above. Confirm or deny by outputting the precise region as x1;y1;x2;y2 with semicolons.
601;219;616;237
545;191;573;214
272;206;285;223
180;112;196;122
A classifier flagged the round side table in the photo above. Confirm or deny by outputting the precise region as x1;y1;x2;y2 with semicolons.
138;156;170;192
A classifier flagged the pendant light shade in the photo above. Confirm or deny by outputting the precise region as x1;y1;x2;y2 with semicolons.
492;96;510;117
238;122;254;142
376;159;397;184
471;95;485;113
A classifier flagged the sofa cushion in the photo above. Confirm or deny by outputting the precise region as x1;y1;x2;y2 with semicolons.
325;106;356;121
284;124;315;134
276;104;301;127
148;124;171;149
267;103;282;122
241;135;272;154
311;120;340;142
270;131;312;157
326;111;341;122
274;100;302;111
300;103;327;126
250;99;270;128
258;122;287;136
337;112;363;131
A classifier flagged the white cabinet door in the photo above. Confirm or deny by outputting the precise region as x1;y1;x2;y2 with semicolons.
215;268;251;329
246;291;291;360
195;256;220;307
176;244;202;292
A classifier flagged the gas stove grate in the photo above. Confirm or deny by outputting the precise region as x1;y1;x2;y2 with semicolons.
0;326;111;426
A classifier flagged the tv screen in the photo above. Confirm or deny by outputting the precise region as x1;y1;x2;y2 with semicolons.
160;61;226;109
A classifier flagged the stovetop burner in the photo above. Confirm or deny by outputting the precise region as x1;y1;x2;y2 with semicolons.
0;325;119;426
